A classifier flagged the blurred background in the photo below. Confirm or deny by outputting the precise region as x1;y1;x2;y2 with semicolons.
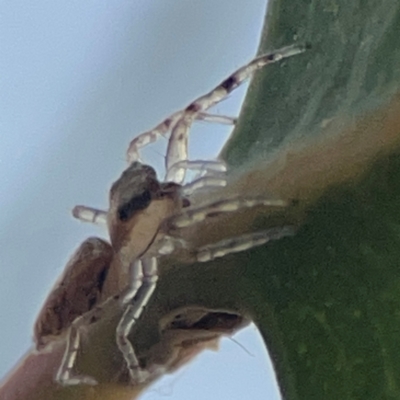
0;1;281;398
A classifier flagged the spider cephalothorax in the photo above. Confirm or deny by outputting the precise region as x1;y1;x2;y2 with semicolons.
107;162;185;269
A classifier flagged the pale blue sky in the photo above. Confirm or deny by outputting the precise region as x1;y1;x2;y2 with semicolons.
0;1;281;398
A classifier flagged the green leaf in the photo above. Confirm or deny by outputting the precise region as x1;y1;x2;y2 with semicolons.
217;0;400;398
5;2;400;399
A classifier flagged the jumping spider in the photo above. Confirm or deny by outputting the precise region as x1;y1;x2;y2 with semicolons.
34;43;305;387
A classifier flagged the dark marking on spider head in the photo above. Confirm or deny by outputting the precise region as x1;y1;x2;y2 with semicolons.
117;189;152;221
110;162;161;222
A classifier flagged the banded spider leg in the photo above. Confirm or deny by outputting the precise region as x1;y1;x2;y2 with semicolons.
56;43;306;386
125;43;307;183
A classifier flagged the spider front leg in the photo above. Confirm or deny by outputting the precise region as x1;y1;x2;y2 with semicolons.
125;43;306;183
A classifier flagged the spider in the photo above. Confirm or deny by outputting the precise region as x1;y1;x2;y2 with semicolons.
34;43;305;387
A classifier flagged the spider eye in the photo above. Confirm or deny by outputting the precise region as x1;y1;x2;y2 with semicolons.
117;189;152;222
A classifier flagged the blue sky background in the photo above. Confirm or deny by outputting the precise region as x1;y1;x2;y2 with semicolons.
0;1;281;398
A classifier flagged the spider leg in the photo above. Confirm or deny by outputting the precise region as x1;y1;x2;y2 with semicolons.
72;205;108;226
55;259;157;386
164;43;307;183
166;159;226;184
195;226;295;262
180;176;227;196
196;112;237;125
165;197;288;230
126;111;236;164
126;44;306;174
167;159;226;178
55;324;98;386
116;258;158;384
55;295;117;386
